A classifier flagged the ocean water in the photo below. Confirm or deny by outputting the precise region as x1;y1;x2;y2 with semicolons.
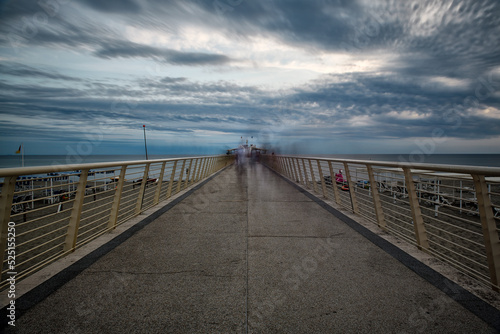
1;154;500;169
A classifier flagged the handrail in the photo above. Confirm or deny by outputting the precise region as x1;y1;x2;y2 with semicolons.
0;155;223;177
0;155;234;291
284;156;500;176
262;154;500;292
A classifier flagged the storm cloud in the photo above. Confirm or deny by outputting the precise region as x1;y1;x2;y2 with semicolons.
0;0;499;155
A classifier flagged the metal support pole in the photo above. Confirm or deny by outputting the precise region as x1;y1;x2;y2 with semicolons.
63;169;89;252
166;161;177;199
302;159;310;188
176;160;186;194
296;158;304;185
472;174;500;291
184;159;193;190
153;162;166;205
343;162;359;214
196;158;204;182
317;160;328;199
291;157;299;182
367;165;386;231
108;166;127;229
328;161;341;205
190;159;199;186
135;163;151;215
403;168;429;251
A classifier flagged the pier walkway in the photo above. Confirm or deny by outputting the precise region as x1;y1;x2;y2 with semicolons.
5;162;500;333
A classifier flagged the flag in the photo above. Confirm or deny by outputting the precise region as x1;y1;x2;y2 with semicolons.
15;145;21;154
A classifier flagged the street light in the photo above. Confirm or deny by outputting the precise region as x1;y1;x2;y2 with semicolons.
143;124;149;160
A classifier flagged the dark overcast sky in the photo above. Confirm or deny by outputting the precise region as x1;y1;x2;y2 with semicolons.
1;0;499;155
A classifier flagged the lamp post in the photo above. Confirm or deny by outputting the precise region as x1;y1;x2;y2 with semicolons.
143;124;149;160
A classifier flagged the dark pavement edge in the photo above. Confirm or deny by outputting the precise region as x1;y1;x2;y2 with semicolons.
262;163;500;332
0;167;229;329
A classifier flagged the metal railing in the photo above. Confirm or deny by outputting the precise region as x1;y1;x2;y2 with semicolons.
262;155;500;291
0;155;234;290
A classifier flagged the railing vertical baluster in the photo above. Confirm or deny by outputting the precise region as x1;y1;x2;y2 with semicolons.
403;168;429;251
309;159;318;193
108;166;127;229
135;163;151;215
166;161;177;198
343;162;359;214
317;160;328;199
302;159;310;188
472;174;500;291
367;165;386;231
327;161;341;205
153;162;166;205
63;169;89;252
176;160;187;193
184;159;193;190
0;176;17;268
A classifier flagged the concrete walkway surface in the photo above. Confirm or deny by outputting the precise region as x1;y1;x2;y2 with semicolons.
3;162;500;333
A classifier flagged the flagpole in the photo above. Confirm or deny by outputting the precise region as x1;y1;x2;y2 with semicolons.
143;125;148;160
22;143;24;167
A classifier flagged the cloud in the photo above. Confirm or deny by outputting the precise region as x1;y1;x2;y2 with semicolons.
0;62;82;81
80;0;141;14
94;40;234;66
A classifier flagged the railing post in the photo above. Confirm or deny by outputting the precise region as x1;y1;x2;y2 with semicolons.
343;162;359;214
309;160;318;193
276;157;283;174
328;161;341;205
135;163;151;215
196;158;204;182
166;161;177;198
403;168;429;251
284;157;290;177
184;159;193;190
291;157;299;182
200;158;209;180
367;165;386;231
63;169;89;252
206;157;214;176
302;159;310;188
296;158;304;185
176;160;187;193
154;162;166;205
317;160;328;199
190;159;199;186
0;176;17;266
286;158;293;179
472;174;500;291
281;157;287;176
107;166;127;229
